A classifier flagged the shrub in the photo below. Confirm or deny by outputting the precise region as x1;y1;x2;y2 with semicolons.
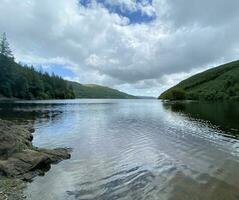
170;89;186;100
187;92;199;100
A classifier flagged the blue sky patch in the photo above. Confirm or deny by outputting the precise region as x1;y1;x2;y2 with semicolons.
35;64;76;79
79;0;156;24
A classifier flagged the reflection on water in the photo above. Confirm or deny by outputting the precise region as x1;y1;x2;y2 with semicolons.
163;101;239;137
0;99;239;200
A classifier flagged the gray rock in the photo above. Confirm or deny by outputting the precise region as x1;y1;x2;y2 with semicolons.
0;119;71;181
0;120;33;159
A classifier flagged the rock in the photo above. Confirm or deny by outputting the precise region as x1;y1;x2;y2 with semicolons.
36;148;71;163
0;119;71;181
0;178;26;200
0;120;33;159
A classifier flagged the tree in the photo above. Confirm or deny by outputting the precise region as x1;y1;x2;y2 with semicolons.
13;76;29;98
0;54;14;97
0;32;14;59
170;88;186;100
0;52;76;100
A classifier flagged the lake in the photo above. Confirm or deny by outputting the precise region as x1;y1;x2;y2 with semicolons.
0;99;239;200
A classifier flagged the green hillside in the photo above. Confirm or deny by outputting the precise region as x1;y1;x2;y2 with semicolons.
159;60;239;101
69;82;136;99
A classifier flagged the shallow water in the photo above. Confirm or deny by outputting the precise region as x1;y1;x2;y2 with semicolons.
0;99;239;200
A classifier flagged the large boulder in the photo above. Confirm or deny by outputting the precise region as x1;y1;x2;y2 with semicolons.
0;120;71;181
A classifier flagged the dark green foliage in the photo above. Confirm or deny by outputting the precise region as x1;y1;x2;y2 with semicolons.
0;33;14;59
0;33;75;100
0;54;75;99
159;60;239;101
160;88;186;100
0;54;14;97
171;89;186;100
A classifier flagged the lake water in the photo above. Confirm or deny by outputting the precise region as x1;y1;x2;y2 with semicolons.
0;99;239;200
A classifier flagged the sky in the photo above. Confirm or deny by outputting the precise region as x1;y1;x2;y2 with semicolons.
0;0;239;97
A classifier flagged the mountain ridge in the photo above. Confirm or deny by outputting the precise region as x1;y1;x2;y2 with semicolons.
159;60;239;101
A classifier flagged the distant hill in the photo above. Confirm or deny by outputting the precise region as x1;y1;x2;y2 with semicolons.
159;60;239;101
69;82;136;99
136;96;156;99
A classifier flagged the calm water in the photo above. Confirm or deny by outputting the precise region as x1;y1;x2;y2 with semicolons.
0;99;239;200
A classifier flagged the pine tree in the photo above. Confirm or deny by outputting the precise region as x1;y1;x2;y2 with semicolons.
0;32;14;59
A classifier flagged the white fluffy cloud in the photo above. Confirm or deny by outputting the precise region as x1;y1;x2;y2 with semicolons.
0;0;239;96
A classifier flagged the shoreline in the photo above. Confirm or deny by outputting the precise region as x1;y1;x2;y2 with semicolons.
0;119;71;181
0;119;71;198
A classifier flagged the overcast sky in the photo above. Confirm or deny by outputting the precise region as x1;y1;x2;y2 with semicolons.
0;0;239;97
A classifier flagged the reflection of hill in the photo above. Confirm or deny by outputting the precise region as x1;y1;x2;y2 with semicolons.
162;101;239;137
0;102;63;124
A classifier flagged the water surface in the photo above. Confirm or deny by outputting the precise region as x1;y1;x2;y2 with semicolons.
0;99;238;200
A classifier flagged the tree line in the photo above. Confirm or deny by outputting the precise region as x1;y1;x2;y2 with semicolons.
0;33;75;99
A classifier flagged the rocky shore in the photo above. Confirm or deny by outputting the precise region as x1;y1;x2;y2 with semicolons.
0;119;71;181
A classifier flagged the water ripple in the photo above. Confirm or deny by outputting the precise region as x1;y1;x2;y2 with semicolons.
11;99;239;200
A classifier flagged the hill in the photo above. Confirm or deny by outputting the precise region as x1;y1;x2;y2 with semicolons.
69;82;136;99
159;60;239;101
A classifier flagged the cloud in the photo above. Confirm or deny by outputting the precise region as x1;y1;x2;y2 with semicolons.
0;0;239;96
161;0;239;28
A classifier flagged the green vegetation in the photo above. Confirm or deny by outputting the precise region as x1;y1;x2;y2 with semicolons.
161;88;186;100
0;54;75;99
0;32;14;59
0;33;75;99
0;33;135;100
159;60;239;101
69;82;136;99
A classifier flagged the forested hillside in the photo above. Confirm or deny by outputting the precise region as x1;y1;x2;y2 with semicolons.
0;54;75;99
159;60;239;101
